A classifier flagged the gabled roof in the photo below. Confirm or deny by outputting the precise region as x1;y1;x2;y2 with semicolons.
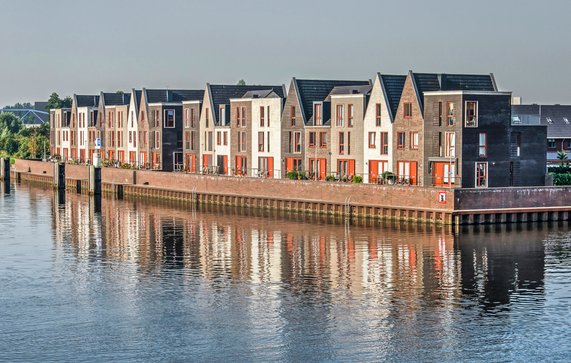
241;89;280;99
409;71;497;112
144;89;204;104
292;79;371;124
379;74;406;120
130;89;142;114
207;84;286;125
512;104;571;138
75;95;100;108
325;84;373;101
100;92;130;106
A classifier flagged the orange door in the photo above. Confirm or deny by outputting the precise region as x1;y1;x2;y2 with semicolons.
319;159;326;180
433;162;445;186
410;161;418;185
235;156;242;175
286;158;294;172
223;155;228;175
369;161;379;183
268;157;274;178
202;154;210;169
191;154;196;172
348;160;355;177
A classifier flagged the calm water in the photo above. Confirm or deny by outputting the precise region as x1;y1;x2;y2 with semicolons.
0;183;570;362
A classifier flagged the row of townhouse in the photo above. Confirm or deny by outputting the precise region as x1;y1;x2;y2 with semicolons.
50;71;547;188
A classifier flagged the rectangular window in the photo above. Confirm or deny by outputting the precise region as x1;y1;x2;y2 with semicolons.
294;131;301;153
465;101;478;127
258;131;265;152
267;131;270;152
291;106;296;126
475;162;488;188
404;102;413;118
443;163;456;184
260;106;265;127
205;108;209;128
191;108;196;128
447;102;455;126
368;132;376;148
309;131;316;147
319;132;327;147
184;109;190;128
348;104;354;127
336;105;344;127
154;110;160;127
155;131;160;148
216;131;221;145
219;105;226;125
164;109;175;128
445;132;456;157
267;106;271;126
191;131;196;150
375;104;381;126
347;132;351;155
314;103;322;125
438;101;443;126
185;131;191;149
479;132;487;157
339;132;345;154
410;131;419;149
207;131;213;151
397;132;405;149
380;132;389;155
547;139;556;148
224;131;228;146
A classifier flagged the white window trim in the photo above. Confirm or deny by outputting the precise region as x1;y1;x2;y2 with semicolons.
465;100;478;127
475;162;488;188
163;109;176;128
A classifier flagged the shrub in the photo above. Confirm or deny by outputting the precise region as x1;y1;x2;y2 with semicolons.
552;173;571;186
351;175;363;183
325;175;336;182
286;171;298;180
102;159;111;167
121;163;132;169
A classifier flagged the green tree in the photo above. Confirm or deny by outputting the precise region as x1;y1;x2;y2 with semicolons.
0;113;23;134
237;79;246;86
47;92;72;109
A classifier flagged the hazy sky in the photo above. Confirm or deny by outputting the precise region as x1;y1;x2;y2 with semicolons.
1;0;570;105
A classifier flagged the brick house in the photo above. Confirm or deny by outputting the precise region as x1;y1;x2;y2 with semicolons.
126;89;142;165
49;108;71;159
281;78;370;178
96;93;130;163
182;99;202;172
70;95;99;162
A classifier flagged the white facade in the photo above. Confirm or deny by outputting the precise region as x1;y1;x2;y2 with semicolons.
77;106;91;162
214;125;230;175
363;74;395;183
126;90;139;165
250;97;283;178
61;127;71;161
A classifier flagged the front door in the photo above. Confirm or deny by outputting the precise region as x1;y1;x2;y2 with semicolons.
369;161;379;183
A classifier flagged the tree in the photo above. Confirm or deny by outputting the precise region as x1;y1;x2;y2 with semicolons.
47;92;72;109
0;113;23;134
237;79;246;86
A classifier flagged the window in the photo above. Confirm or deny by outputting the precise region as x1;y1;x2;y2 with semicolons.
216;131;221;145
185;131;191;149
291;106;296;126
443;163;456;184
191;108;196;128
191;131;196;150
319;132;327;147
155;131;160;148
380;132;389;155
397;132;405;149
267;131;271;152
512;115;521;124
185;109;190;128
410;132;419;149
164;109;175;128
267;106;271;126
348;104;354;127
336;105;344;127
547;139;556;148
260;106;265;127
339;132;345;154
223;131;228;146
475;162;488;188
368;132;376;148
447;102;455;126
258;131;265;152
438;101;443;126
294;131;301;153
309;131;316;147
314;103;322;125
205;108;209;128
219;105;226;125
375;104;381;126
155;110;160;127
445;132;455;157
236;106;246;127
404;102;413;118
465;101;478;127
479;132;487;157
207;131;213;151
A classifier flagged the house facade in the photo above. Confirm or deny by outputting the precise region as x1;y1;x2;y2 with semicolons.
49;108;71;158
126;89;142;165
70;95;99;162
182;100;202;172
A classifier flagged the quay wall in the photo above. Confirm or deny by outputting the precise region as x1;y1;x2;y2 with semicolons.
455;187;571;211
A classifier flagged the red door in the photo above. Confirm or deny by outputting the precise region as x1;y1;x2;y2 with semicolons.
369;161;379;183
222;155;228;175
410;161;418;185
268;157;274;178
348;160;355;177
286;158;294;172
433;162;445;186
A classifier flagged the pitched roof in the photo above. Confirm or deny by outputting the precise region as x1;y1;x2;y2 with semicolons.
512;104;571;138
100;92;130;106
207;84;286;125
293;79;370;124
379;74;406;120
75;95;100;108
241;89;280;99
325;84;373;100
144;89;204;104
410;72;497;111
130;89;142;114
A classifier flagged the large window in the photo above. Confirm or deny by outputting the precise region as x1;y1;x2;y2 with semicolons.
238;131;246;152
258;131;265;152
190;108;196;128
348;104;354;127
309;131;316;147
447;102;455;126
185;131;191;149
260;106;265;127
294;131;301;153
339;132;345;154
397;132;405;149
314;103;322;125
479;132;487;157
336;105;344;127
475;162;488;188
465;101;478;127
445;132;455;157
380;132;389;155
319;132;327;148
236;106;246;127
290;106;296;126
410;132;419;149
375;104;381;126
368;132;376;148
404;102;413;118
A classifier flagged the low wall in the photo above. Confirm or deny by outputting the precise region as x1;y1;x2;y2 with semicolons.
66;164;89;180
102;168;136;185
13;159;54;177
455;187;571;210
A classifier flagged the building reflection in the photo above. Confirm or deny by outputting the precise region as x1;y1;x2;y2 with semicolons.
48;187;549;313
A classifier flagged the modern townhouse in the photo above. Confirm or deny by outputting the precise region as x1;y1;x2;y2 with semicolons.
126;89;142;165
200;84;285;175
328;83;372;180
144;89;204;171
49;108;71;158
362;73;406;183
281;78;370;178
182;99;202;172
96;92;129;163
512;104;571;164
70;95;99;162
229;88;285;178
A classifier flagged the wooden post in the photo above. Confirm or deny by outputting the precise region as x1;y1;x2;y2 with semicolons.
89;165;101;195
0;158;9;182
53;162;65;190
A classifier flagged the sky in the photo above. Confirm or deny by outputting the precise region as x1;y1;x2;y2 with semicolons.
1;0;570;106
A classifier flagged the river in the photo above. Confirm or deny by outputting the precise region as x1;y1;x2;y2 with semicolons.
0;183;570;362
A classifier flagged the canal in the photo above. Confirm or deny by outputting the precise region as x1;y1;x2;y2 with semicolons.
0;183;570;361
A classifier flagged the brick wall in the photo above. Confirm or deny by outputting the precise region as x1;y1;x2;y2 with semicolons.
455;187;571;210
13;160;54;177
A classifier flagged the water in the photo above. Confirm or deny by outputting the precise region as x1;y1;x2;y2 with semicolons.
0;183;570;362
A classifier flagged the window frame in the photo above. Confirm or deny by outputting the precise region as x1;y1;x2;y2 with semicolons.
410;131;419;149
478;132;487;157
368;132;376;148
465;101;478;127
404;102;413;119
375;103;381;126
397;132;405;149
475;162;488;188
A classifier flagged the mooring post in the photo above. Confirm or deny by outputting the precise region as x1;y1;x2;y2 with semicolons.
88;165;101;195
0;158;9;182
53;162;65;190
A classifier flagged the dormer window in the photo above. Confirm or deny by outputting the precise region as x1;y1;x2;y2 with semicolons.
313;102;322;125
465;101;478;127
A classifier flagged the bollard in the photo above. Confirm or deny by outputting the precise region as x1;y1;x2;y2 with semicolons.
0;158;9;182
53;162;65;190
89;165;101;195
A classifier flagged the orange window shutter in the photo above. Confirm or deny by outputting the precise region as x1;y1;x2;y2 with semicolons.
286;158;294;172
320;159;326;180
349;160;355;176
223;155;228;174
410;161;418;185
268;157;274;177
